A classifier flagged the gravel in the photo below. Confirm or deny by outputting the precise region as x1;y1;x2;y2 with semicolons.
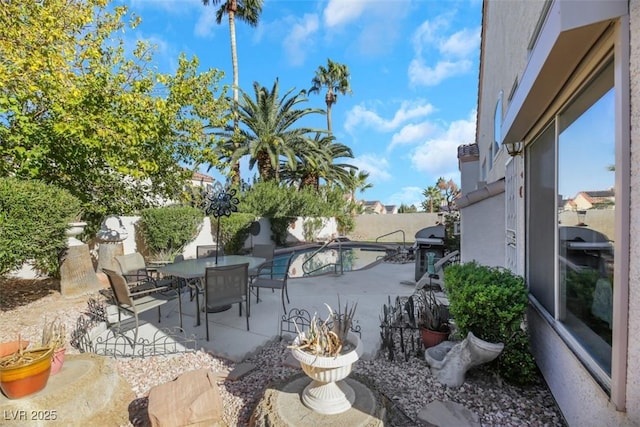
1;289;566;426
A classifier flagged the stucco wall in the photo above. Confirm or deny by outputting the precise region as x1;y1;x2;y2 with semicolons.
479;1;545;184
347;212;441;244
459;192;505;267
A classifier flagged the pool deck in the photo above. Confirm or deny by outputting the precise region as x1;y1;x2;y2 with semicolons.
102;259;418;362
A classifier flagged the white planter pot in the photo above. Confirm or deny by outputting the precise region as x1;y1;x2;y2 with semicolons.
291;331;362;415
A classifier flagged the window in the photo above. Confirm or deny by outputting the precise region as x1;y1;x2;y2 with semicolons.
528;61;615;376
494;93;503;159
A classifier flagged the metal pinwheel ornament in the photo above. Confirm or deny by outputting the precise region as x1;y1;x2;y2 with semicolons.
203;183;239;264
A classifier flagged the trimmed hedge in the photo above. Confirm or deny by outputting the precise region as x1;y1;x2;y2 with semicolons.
0;178;81;276
444;261;537;385
138;206;204;260
214;213;255;254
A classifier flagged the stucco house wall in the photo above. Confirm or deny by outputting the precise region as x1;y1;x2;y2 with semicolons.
459;192;505;267
466;1;638;424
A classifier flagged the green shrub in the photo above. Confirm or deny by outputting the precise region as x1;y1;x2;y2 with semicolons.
214;213;255;254
138;206;204;260
0;178;81;276
444;261;537;384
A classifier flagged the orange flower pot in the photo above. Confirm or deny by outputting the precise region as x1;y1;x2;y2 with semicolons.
0;348;53;399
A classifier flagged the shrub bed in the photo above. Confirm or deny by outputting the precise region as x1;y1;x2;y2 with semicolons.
444;261;537;385
0;178;81;276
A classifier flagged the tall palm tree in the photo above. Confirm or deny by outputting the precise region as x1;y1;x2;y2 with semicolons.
202;0;263;183
309;59;352;133
219;79;325;181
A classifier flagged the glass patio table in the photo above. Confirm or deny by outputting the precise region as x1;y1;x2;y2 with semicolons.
159;255;265;326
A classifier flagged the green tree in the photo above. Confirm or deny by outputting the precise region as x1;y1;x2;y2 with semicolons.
0;1;228;226
281;133;356;191
398;204;418;213
202;0;263;184
309;59;352;133
421;185;443;213
220;79;325;181
344;169;373;203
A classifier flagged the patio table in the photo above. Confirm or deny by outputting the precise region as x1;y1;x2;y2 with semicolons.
159;255;266;326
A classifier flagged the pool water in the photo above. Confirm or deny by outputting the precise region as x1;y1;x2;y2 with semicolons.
272;245;390;278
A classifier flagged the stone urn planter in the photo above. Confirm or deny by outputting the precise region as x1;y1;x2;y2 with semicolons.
291;331;362;415
65;221;88;247
0;347;53;399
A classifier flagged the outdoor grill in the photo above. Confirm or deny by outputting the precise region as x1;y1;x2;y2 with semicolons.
414;225;446;281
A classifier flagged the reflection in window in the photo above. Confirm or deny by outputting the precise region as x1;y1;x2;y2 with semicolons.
558;63;614;375
528;61;615;377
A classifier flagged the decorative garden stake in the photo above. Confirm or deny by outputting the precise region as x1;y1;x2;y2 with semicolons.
203;183;239;264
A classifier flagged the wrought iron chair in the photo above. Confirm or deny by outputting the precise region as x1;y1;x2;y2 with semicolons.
203;263;250;341
103;268;183;345
196;245;224;259
250;253;294;314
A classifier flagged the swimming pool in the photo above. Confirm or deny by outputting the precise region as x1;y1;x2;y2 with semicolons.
271;243;393;278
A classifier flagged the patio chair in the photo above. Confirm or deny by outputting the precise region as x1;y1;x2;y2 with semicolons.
115;252;178;291
250;253;294;314
249;243;276;278
103;268;183;345
196;245;224;259
203;263;250;341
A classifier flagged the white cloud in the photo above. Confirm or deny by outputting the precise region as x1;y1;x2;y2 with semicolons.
408;58;472;86
439;27;481;57
388;186;425;209
410;110;476;176
409;13;480;87
350;154;392;183
389;122;436;151
283;14;319;66
345;100;435;133
323;0;368;27
194;7;218;38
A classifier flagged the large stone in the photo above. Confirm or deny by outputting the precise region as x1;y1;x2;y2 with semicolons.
0;353;133;427
250;375;385;427
417;400;481;427
147;368;224;427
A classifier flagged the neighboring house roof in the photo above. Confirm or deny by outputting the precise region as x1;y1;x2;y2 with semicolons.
191;171;215;184
385;205;397;214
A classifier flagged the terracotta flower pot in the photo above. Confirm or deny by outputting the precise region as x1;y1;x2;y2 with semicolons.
50;347;66;376
0;348;53;399
0;341;29;358
420;326;450;349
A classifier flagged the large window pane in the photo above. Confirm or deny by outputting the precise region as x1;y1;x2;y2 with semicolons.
527;124;557;315
557;63;614;375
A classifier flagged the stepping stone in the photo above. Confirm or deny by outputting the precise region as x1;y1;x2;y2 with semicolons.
227;362;256;381
417;400;481;427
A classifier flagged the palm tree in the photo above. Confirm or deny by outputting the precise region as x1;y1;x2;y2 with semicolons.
344;169;372;203
219;79;325;181
202;0;263;183
282;133;356;191
422;185;442;213
309;59;352;133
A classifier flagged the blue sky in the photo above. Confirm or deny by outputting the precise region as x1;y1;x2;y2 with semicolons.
122;0;482;208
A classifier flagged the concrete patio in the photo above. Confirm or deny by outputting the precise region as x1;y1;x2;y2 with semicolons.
96;260;417;362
